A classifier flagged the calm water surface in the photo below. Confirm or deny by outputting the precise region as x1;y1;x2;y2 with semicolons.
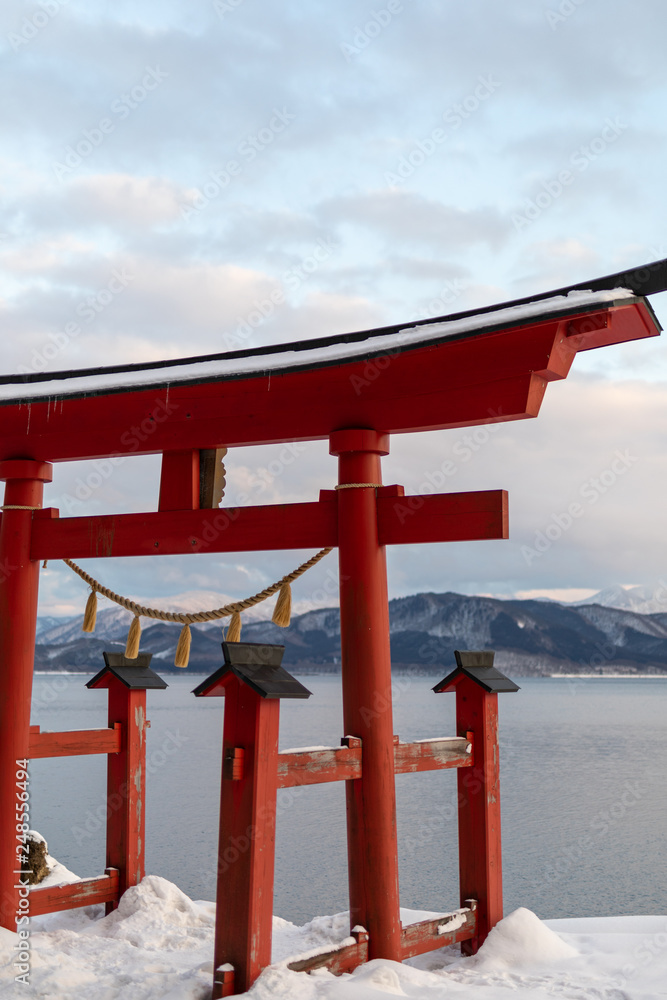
29;673;667;923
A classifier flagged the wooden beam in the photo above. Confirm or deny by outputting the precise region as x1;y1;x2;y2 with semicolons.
158;450;200;511
31;499;339;560
394;736;473;774
285;908;477;974
0;301;658;463
277;745;361;787
31;490;506;561
28;868;120;916
377;489;508;546
401;903;477;960
276;736;472;788
287;928;369;975
28;724;122;759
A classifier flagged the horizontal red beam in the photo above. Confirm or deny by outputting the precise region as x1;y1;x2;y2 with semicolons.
28;724;122;759
31;500;338;560
394;736;473;774
28;868;119;916
277;736;472;788
31;490;507;560
401;903;477;960
0;302;658;463
286;906;477;974
278;745;361;787
378;489;508;545
287;928;369;975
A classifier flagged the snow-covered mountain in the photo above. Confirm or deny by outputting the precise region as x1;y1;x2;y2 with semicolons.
573;583;667;615
34;589;667;676
37;590;275;646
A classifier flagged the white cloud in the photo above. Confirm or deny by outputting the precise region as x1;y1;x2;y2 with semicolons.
0;0;665;609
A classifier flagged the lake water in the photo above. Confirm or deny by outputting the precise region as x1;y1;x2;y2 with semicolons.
28;672;667;924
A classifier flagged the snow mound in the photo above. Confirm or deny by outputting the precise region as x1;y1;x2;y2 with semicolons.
349;960;407;994
89;875;213;950
469;907;578;971
37;853;81;889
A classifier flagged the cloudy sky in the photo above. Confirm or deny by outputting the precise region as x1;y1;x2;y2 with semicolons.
2;0;667;617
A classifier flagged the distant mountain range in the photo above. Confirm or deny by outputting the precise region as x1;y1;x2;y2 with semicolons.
34;585;667;677
573;583;667;615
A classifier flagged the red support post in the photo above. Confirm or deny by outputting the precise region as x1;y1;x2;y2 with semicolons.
158;450;200;511
212;675;281;998
455;679;503;954
330;428;402;962
0;459;52;931
104;681;149;910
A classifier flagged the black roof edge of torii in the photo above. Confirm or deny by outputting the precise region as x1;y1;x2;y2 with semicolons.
1;256;665;390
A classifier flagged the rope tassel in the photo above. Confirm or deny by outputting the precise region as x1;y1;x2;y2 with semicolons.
64;546;333;665
174;624;191;668
272;582;292;628
82;590;97;633
125;616;142;659
226;612;242;643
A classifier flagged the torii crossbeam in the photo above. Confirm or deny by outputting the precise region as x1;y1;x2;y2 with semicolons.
0;261;663;960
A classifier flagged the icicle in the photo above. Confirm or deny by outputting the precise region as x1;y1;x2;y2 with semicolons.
82;590;97;633
272;582;292;628
125;616;141;659
174;624;191;668
226;612;242;642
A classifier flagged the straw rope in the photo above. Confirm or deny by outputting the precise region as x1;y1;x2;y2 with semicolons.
0;505;43;510
334;483;382;489
64;548;333;625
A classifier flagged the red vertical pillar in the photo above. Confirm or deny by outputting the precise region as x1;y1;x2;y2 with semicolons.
330;428;402;962
0;459;52;930
456;679;503;953
105;682;148;910
212;676;280;998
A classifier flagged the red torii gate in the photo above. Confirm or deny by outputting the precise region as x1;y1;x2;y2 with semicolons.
0;265;663;980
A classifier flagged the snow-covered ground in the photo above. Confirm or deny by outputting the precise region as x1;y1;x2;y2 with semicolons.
2;875;666;999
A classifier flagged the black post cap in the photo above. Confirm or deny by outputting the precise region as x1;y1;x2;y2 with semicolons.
192;642;312;699
86;651;169;690
433;649;519;694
